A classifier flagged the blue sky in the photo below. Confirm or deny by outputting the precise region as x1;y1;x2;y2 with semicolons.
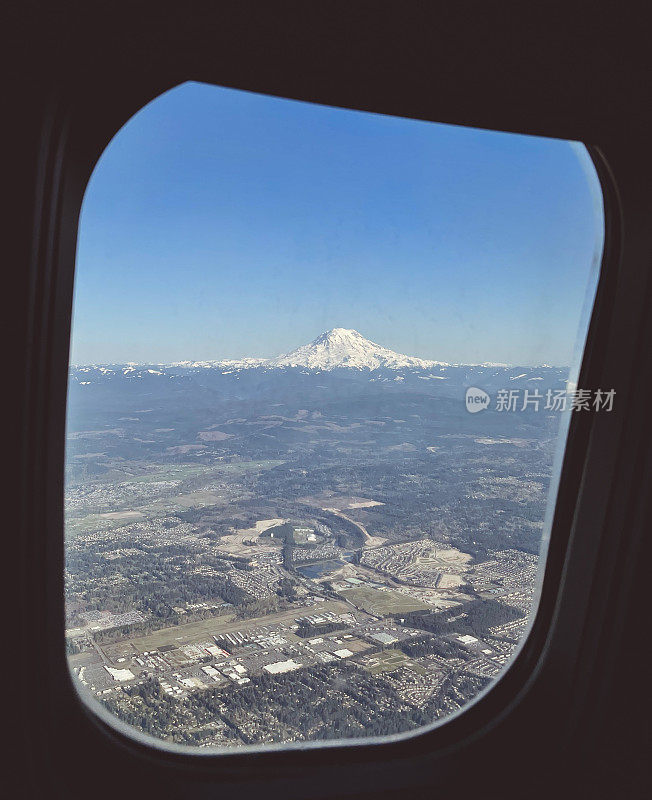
71;81;604;366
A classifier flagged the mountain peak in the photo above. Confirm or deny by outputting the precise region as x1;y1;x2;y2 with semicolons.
270;328;446;371
319;327;360;337
312;328;365;345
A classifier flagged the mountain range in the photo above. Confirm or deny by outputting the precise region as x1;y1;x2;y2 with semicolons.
69;329;566;403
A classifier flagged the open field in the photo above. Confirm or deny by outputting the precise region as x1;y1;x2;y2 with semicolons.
298;494;384;511
68;651;103;669
215;518;287;556
336;637;371;654
210;459;285;475
136;459;284;494
361;649;427;675
417;546;472;571
65;514;145;537
120;463;217;484
82;459;284;488
197;430;233;441
392;586;465;610
98;511;144;521
149;490;226;510
166;444;206;454
438;574;466;589
340;586;431;615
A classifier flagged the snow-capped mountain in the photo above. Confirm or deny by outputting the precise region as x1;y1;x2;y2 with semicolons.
269;328;448;371
68;330;568;396
164;328;448;372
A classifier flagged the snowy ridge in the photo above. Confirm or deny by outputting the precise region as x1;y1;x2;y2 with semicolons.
170;357;269;370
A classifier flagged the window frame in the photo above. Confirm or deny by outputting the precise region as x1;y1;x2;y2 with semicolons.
16;43;652;800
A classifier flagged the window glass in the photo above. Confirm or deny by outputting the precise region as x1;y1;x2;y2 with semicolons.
66;82;604;751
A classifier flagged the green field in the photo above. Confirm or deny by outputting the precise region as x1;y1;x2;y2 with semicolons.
340;586;431;615
363;649;426;675
65;513;146;537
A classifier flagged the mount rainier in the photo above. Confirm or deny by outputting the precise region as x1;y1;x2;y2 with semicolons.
69;329;566;407
173;328;450;372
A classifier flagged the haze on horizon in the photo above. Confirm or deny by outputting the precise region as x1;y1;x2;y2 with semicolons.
71;82;604;367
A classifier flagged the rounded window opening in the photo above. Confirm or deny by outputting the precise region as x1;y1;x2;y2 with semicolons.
65;82;604;752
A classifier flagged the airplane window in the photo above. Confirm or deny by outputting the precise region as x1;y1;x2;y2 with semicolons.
65;81;604;751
